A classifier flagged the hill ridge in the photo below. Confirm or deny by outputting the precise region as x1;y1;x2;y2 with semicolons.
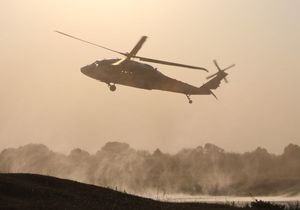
0;173;239;210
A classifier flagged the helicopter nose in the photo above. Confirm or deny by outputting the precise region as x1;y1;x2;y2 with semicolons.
80;65;88;74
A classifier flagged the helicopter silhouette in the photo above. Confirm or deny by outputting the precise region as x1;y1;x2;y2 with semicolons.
55;31;235;103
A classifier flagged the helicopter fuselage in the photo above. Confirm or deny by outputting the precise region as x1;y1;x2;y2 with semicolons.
55;31;234;103
81;59;210;95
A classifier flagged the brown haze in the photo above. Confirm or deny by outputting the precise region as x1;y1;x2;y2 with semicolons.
1;142;300;196
1;0;300;154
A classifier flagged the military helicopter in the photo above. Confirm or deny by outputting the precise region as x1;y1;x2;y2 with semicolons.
55;31;235;103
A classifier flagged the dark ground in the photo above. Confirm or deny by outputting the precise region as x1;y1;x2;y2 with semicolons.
0;173;295;210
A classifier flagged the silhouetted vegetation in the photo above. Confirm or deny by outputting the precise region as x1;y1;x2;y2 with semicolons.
250;199;285;210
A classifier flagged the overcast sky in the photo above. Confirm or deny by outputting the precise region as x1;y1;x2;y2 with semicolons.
1;0;299;154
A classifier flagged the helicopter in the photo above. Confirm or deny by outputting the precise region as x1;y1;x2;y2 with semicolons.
55;31;235;103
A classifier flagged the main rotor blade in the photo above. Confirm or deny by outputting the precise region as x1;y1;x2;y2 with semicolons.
135;56;208;72
223;64;236;71
54;30;126;56
128;36;147;57
213;60;222;71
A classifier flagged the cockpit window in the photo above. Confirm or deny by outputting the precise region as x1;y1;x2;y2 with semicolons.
92;62;99;68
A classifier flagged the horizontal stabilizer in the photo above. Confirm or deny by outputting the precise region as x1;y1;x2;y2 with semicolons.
128;36;148;57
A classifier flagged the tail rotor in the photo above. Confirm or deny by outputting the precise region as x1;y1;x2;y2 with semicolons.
206;60;235;83
205;60;235;100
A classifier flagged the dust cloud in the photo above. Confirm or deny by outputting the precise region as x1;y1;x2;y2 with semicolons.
1;142;300;196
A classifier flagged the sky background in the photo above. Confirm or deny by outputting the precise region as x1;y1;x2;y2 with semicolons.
1;0;299;154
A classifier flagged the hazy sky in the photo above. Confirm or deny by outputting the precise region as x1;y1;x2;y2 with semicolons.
1;0;299;154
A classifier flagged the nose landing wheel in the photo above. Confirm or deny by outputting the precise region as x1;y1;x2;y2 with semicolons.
185;94;193;104
108;83;116;91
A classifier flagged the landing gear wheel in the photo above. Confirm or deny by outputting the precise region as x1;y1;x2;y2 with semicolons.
185;94;193;104
109;84;116;91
